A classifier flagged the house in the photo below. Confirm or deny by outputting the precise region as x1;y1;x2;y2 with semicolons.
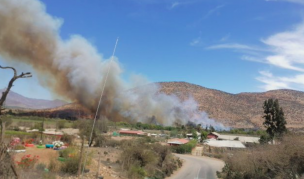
206;132;260;143
186;131;201;140
207;132;220;139
167;138;189;146
118;130;146;136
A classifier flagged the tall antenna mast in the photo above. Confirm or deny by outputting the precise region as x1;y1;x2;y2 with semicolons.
81;37;119;177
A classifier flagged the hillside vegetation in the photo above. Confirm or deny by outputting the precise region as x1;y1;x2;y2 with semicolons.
159;82;304;128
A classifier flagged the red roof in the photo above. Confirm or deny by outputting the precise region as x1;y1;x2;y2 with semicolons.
119;130;145;135
167;138;189;145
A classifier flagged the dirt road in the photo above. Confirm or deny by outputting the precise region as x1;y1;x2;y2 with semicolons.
168;154;225;179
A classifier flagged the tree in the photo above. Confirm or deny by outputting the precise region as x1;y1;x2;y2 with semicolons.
0;65;31;142
75;118;108;147
209;125;215;132
200;131;208;142
191;130;198;139
259;133;271;144
196;124;202;132
262;99;287;141
57;120;66;129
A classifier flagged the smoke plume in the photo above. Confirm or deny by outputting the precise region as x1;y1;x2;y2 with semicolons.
0;0;227;129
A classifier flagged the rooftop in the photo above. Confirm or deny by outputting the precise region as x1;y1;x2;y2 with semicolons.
167;138;189;145
205;139;246;148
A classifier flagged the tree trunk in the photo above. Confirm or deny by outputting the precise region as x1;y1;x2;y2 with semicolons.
0;121;4;142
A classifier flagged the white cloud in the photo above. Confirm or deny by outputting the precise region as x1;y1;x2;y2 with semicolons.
266;0;304;5
258;23;304;91
170;2;180;9
257;71;304;91
207;21;304;91
203;4;225;19
220;34;230;42
190;38;201;46
206;43;262;51
256;71;290;90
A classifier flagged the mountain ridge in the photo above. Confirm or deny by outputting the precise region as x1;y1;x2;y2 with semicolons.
0;89;67;109
158;82;304;128
2;82;304;128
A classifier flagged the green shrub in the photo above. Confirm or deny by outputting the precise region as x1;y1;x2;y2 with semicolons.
128;165;147;179
42;173;56;179
60;134;74;145
120;139;180;179
14;145;25;150
48;158;60;172
36;163;46;171
57;121;66;129
59;149;92;174
171;140;197;154
105;139;120;147
94;135;107;147
59;147;77;158
60;156;80;174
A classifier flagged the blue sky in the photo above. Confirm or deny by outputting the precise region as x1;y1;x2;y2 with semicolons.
1;0;304;100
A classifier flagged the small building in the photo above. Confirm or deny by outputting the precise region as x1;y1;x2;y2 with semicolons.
186;132;201;140
167;138;189;146
118;130;146;136
207;132;220;139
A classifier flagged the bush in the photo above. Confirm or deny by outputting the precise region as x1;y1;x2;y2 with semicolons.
14;145;26;150
59;147;77;158
220;134;304;179
60;134;74;145
36;163;46;171
94;135;107;147
57;121;66;129
128;165;147;179
120;139;180;179
60;149;93;174
105;139;120;147
48;158;60;172
16;155;39;170
171;140;197;154
60;156;80;174
31;122;44;131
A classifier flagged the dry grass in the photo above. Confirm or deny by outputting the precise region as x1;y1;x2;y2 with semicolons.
220;134;304;179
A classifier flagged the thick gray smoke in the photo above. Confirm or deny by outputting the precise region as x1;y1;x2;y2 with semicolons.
0;0;227;129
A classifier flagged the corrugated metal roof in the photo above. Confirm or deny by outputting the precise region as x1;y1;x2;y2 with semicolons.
218;135;260;143
205;139;246;148
168;138;189;145
211;132;220;136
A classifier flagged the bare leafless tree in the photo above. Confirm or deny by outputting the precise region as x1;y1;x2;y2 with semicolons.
0;65;32;141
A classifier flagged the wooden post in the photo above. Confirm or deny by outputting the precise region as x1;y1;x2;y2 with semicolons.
78;136;85;176
96;151;102;179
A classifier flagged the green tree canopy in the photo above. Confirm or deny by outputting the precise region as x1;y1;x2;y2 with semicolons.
263;98;287;140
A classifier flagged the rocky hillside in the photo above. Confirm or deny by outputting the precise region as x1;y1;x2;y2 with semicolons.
159;82;304;128
0;89;67;109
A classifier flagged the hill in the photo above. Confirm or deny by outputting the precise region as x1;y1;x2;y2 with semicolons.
0;89;67;109
5;82;304;129
159;82;304;128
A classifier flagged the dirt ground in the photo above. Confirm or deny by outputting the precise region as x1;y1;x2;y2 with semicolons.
14;146;126;179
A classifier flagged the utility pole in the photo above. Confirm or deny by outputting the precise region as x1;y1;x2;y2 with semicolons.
78;136;85;176
96;151;102;179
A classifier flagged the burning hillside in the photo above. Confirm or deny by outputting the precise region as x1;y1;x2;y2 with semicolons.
0;0;227;129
